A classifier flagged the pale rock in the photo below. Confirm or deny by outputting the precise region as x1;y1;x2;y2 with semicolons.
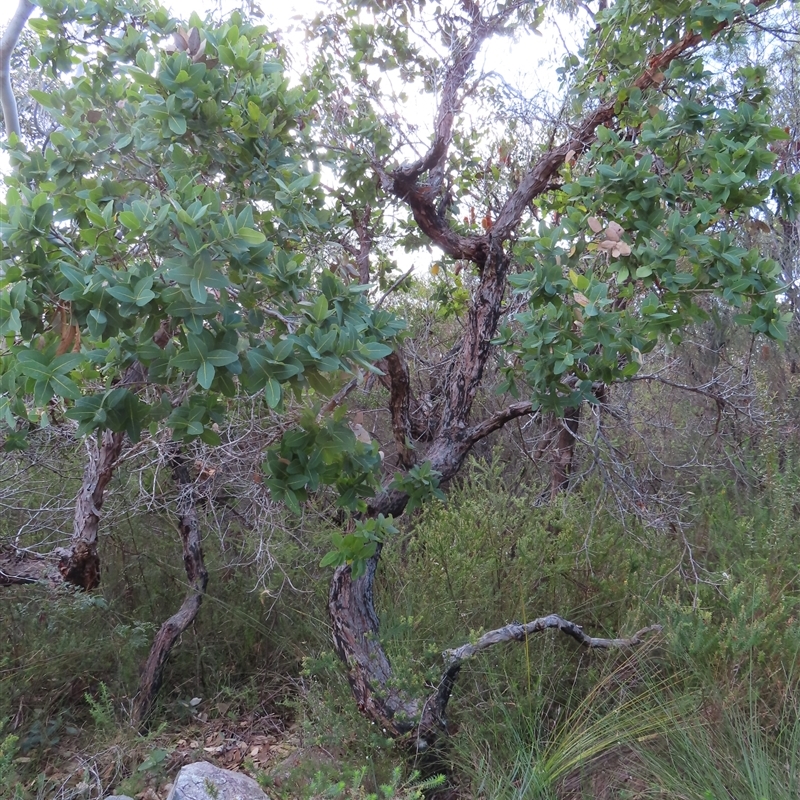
166;761;270;800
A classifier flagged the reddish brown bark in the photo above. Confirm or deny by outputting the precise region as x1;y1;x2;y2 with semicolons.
378;351;416;469
132;451;208;727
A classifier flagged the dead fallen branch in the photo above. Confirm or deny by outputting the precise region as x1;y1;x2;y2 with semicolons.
431;616;663;737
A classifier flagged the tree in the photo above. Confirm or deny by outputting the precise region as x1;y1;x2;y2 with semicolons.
301;0;798;745
1;0;797;745
0;0;400;722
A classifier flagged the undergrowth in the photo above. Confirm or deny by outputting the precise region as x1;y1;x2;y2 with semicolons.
2;450;800;798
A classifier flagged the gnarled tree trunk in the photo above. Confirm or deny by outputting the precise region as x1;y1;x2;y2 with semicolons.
132;449;208;727
1;429;125;588
56;430;125;590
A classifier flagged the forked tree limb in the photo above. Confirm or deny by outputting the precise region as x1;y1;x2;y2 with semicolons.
331;0;776;749
393;0;528;186
393;0;778;260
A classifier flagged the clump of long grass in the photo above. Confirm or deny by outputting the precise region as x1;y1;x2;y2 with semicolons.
633;693;800;800
453;647;683;800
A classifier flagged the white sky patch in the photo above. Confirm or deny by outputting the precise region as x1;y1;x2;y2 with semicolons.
1;0;579;273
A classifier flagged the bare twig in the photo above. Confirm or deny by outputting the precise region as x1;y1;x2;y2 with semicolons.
375;264;415;310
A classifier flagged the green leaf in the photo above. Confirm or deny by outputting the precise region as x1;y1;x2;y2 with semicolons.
238;227;266;245
264;378;282;409
358;341;393;361
312;295;329;323
320;550;344;568
16;350;52;380
119;211;140;230
207;349;240;367
107;284;136;304
197;361;215;389
168;114;187;135
49;373;82;400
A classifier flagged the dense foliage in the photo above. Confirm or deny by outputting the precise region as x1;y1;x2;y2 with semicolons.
2;0;800;796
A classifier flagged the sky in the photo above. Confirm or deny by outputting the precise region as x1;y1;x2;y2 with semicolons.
0;0;583;268
0;0;581;115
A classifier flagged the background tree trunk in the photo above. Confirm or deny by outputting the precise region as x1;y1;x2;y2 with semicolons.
550;405;581;500
0;0;34;141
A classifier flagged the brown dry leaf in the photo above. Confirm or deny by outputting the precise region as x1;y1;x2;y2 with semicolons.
606;221;625;242
55;324;76;356
651;71;665;84
565;149;576;164
598;240;617;252
191;38;207;62
573;292;590;307
587;216;604;234
612;241;632;257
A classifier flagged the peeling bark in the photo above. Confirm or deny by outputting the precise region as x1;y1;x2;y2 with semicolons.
329;553;423;738
56;430;125;590
132;450;208;727
377;351;416;469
